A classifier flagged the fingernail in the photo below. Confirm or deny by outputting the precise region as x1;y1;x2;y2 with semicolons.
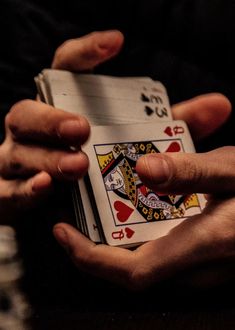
54;227;68;247
58;152;88;178
143;155;170;183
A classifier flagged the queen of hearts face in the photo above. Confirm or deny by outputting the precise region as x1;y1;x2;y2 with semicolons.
104;167;125;191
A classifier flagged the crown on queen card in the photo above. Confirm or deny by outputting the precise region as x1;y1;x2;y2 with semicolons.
35;69;206;248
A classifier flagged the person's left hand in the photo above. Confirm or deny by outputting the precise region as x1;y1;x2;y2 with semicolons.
51;29;233;290
53;91;234;290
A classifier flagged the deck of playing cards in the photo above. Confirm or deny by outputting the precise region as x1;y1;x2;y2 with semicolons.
35;69;206;248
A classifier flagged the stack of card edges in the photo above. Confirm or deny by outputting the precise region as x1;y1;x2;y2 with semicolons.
35;70;206;248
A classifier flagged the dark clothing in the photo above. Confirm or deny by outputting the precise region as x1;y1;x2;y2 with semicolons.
0;0;235;321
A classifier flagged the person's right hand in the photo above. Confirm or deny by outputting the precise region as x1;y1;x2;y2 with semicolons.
0;30;124;220
53;93;233;290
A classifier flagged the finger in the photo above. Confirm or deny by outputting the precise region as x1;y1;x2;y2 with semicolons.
0;142;89;180
136;146;235;194
6;100;90;147
0;171;53;215
52;222;180;290
52;30;124;71
172;93;231;141
53;210;218;290
53;223;136;288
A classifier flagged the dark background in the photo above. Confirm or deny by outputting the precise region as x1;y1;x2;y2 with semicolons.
1;1;235;328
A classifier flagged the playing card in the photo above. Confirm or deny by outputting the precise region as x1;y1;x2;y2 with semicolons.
75;179;102;243
38;69;172;125
83;121;206;247
41;69;167;95
35;69;204;248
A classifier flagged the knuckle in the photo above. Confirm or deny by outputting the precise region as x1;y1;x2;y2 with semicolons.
6;100;34;137
53;39;75;68
9;99;33;115
46;151;63;177
2;143;24;177
170;156;203;188
8;153;23;175
185;159;203;183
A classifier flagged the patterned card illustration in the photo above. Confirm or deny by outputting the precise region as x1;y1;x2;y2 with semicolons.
83;121;206;247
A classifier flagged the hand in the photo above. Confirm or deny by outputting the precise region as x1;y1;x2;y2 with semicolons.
51;30;124;71
0;100;90;219
53;93;234;290
0;30;124;220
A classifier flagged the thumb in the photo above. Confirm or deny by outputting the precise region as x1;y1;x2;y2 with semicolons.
136;147;235;194
52;30;124;71
172;93;232;141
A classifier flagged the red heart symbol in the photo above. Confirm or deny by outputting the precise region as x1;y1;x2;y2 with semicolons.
164;126;173;137
165;141;181;152
114;201;134;222
125;227;135;239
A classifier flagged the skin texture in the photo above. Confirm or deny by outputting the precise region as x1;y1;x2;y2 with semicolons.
0;31;125;218
1;30;234;289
